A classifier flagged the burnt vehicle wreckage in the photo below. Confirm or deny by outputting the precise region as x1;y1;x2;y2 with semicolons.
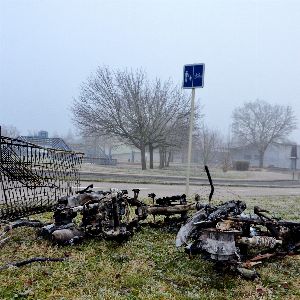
37;185;191;244
176;200;300;279
37;181;299;279
0;131;299;279
2;179;300;279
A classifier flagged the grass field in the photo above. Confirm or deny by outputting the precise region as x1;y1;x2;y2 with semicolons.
81;164;244;179
80;164;294;181
0;196;299;300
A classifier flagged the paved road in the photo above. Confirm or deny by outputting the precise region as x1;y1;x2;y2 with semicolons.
78;181;300;200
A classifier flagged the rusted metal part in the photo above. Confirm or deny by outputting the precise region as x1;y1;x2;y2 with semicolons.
241;261;262;268
249;253;276;262
147;203;195;216
238;236;281;248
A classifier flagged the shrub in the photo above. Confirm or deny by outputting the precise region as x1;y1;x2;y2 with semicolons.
233;160;249;171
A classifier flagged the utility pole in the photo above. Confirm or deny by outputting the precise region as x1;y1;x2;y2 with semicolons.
182;63;205;197
185;88;195;196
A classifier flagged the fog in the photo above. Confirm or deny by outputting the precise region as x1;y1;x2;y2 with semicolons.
0;0;299;141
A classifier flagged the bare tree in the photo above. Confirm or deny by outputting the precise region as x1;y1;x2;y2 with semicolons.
146;81;191;168
157;106;194;169
219;133;233;172
72;67;151;169
194;125;222;166
72;66;195;170
232;99;297;168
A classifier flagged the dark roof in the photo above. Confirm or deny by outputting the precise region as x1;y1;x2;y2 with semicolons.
18;136;72;151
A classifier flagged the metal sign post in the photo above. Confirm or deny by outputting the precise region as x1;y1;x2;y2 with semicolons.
182;63;205;196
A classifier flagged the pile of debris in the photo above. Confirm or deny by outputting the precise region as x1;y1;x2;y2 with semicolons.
1;169;299;279
37;185;193;244
176;200;300;279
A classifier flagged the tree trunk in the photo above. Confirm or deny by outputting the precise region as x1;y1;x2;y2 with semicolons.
166;151;172;167
181;152;184;164
141;145;147;170
131;150;135;163
170;151;174;163
159;147;164;169
149;143;154;169
259;150;264;168
108;146;112;160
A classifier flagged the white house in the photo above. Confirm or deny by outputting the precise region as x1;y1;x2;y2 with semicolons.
230;142;299;169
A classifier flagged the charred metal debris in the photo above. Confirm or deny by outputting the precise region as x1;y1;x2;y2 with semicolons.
38;185;191;244
175;167;300;278
176;200;300;279
0;164;299;279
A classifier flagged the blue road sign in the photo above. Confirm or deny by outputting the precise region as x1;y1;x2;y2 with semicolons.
183;63;205;88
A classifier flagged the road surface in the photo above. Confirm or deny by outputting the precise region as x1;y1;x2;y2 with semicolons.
78;181;300;200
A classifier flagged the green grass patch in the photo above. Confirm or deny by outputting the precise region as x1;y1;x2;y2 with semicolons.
0;196;299;299
81;164;253;180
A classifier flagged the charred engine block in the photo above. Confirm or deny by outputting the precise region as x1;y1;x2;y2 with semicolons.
39;188;145;244
197;229;240;261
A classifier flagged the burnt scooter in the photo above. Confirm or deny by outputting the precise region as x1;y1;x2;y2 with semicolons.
176;167;300;279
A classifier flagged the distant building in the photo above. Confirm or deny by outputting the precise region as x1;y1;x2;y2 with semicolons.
69;139;117;166
230;142;299;169
37;130;48;139
18;131;72;151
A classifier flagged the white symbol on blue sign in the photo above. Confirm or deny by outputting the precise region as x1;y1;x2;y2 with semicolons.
183;64;205;89
194;72;202;79
185;70;192;84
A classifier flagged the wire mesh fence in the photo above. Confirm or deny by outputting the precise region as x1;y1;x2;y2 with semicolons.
0;130;83;220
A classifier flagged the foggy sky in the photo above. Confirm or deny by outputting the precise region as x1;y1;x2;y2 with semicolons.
1;0;300;141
